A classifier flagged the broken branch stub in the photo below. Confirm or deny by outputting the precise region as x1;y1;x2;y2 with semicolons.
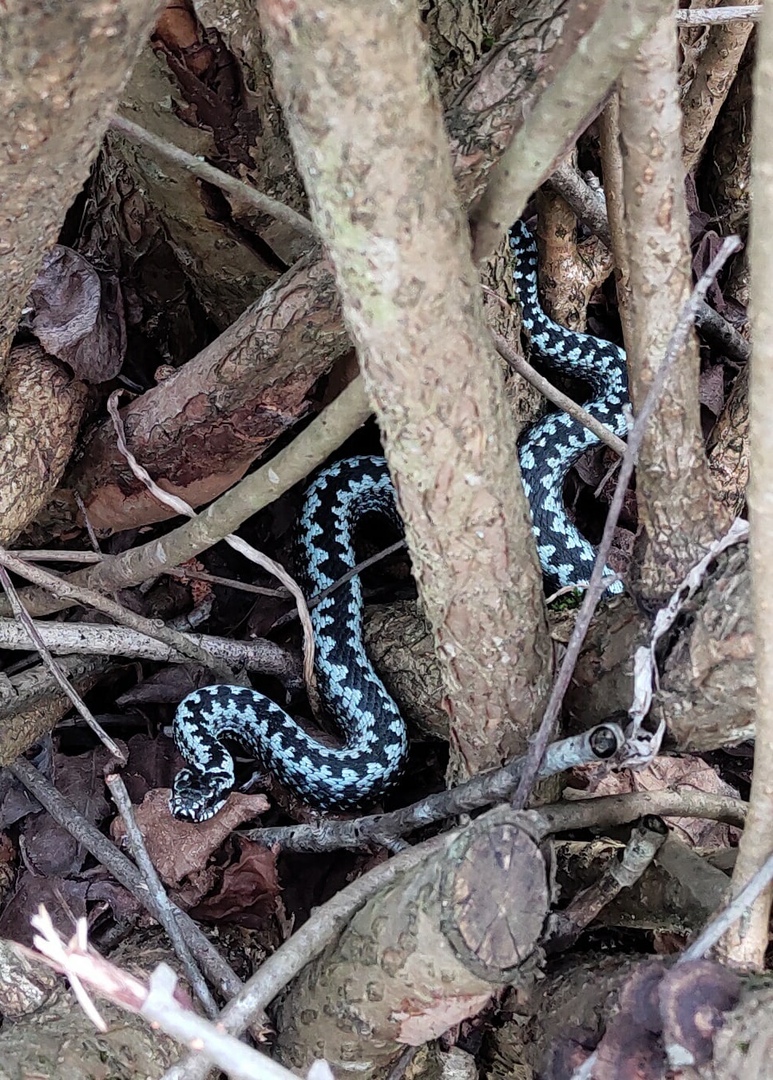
273;808;548;1078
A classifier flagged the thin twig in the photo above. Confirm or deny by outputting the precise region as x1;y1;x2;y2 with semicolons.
249;769;746;855
679;848;773;964
9;551;289;599
493;332;627;457
246;725;625;852
676;5;761;25
0;616;301;682
310;538;408;608
165;565;287;600
160;835;448;1080
105;773;219;1018
531;789;746;835
73;492;102;553
0;566;125;761
545;815;668;951
509;234;742;812
271;538;409;632
110;114;317;241
0;547;237;683
6;549;104;563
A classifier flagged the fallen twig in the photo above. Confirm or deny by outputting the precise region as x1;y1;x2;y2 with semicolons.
676;5;761;26
0;616;301;683
247;724;625;852
545;815;668;951
0;565;125;761
0;547;236;682
110;115;317;241
105;773;219;1018
492;331;627;457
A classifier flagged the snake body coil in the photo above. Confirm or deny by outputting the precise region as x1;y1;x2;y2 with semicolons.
170;223;629;821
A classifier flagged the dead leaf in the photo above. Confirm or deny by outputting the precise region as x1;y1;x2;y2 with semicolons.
22;747;115;876
115;664;220;707
29;245;126;381
110;788;270;888
0;875;88;947
190;838;281;926
569;756;741;848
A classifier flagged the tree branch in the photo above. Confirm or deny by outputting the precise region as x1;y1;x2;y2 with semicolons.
618;9;729;596
719;0;773;968
229;0;554;777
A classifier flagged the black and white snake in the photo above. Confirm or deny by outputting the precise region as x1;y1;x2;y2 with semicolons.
170;222;629;821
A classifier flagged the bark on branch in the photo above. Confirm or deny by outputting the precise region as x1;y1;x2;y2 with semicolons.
272;808;547;1079
718;0;773;969
259;0;552;776
0;0;161;370
618;10;728;597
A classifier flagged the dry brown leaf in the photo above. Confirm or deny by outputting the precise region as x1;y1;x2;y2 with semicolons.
569;756;740;847
110;787;270;887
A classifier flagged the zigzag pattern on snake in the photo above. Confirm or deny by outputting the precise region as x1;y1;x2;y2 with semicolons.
170;222;629;821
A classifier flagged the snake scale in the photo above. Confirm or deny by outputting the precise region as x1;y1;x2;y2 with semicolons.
170;222;629;821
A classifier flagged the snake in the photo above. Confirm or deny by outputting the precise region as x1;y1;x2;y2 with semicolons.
170;222;629;821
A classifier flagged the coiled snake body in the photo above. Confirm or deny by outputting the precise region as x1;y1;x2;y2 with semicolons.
170;223;629;821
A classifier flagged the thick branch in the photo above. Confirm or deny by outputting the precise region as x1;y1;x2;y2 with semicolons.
681;0;757;172
618;9;727;597
468;0;678;262
0;346;86;545
719;0;773;969
272;809;547;1078
259;0;552;776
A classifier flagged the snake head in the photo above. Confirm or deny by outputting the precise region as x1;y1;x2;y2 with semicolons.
169;767;230;822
